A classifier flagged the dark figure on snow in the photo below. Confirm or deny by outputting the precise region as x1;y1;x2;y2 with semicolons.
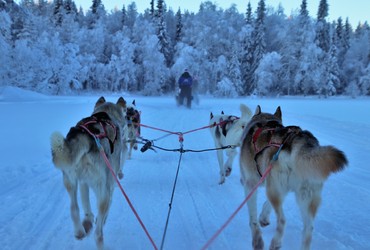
177;69;193;108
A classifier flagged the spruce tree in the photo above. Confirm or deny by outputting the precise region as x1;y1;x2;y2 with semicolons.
241;2;254;95
317;0;328;21
155;0;172;67
91;0;101;14
324;34;341;96
316;0;330;52
175;8;182;43
64;0;72;15
150;0;154;17
53;0;64;26
245;1;252;25
250;0;266;94
156;0;163;18
121;4;126;27
343;18;352;50
228;43;243;95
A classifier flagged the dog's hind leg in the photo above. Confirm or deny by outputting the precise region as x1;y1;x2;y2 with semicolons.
80;183;94;235
94;186;113;249
63;172;86;240
224;148;237;177
242;176;264;250
216;149;225;184
118;144;128;179
259;200;272;227
128;141;133;160
296;184;323;250
266;182;287;250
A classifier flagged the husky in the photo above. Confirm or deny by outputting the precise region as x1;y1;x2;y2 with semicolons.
239;105;348;250
209;104;252;184
125;100;141;159
50;96;128;249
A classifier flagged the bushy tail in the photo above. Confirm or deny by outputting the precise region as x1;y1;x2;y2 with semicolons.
50;131;90;169
296;145;348;180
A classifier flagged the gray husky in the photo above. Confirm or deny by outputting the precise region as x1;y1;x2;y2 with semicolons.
50;96;128;249
239;105;347;250
125;100;141;159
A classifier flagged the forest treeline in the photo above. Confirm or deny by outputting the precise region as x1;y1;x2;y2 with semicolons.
0;0;369;97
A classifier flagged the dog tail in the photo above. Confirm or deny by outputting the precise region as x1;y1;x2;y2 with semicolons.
50;131;91;169
296;145;348;180
240;104;252;119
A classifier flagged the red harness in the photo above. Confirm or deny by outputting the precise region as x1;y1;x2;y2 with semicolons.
78;112;117;154
252;127;282;155
251;125;300;177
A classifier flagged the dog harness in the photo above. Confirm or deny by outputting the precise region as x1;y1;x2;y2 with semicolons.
78;112;118;154
251;123;301;176
216;116;240;137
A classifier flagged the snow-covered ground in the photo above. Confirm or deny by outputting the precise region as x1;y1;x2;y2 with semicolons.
1;86;369;250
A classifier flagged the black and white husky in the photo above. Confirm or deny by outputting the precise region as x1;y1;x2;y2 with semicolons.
209;104;252;184
50;96;128;249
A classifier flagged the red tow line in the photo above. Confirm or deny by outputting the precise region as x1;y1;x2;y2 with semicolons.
94;136;158;250
200;162;274;250
201;141;283;250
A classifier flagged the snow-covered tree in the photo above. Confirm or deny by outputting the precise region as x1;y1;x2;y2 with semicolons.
227;44;243;95
240;25;254;95
155;0;173;67
121;4;126;26
175;8;182;42
245;1;252;25
359;64;370;95
125;2;137;30
255;51;282;96
316;0;330;52
53;0;64;26
109;33;137;91
249;0;266;94
345;80;361;97
319;35;341;97
0;10;11;86
1;0;368;98
214;77;238;97
342;24;370;93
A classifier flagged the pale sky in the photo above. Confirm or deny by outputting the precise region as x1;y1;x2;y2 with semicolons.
73;0;368;26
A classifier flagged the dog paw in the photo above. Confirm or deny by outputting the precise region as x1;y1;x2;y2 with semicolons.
96;235;104;250
269;239;282;250
259;218;270;227
82;219;93;234
118;172;124;179
225;167;232;177
252;234;264;250
218;176;226;185
75;229;86;240
133;144;138;150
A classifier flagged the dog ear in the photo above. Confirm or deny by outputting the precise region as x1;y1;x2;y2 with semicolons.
117;97;127;108
254;105;261;115
95;96;106;108
274;106;282;119
240;104;252;118
210;112;214;120
132;100;136;106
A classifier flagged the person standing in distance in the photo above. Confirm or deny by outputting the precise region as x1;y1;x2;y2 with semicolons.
177;69;193;108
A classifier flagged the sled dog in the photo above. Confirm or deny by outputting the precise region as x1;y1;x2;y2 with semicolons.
239;105;348;250
209;104;252;184
50;96;128;249
125;100;141;159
